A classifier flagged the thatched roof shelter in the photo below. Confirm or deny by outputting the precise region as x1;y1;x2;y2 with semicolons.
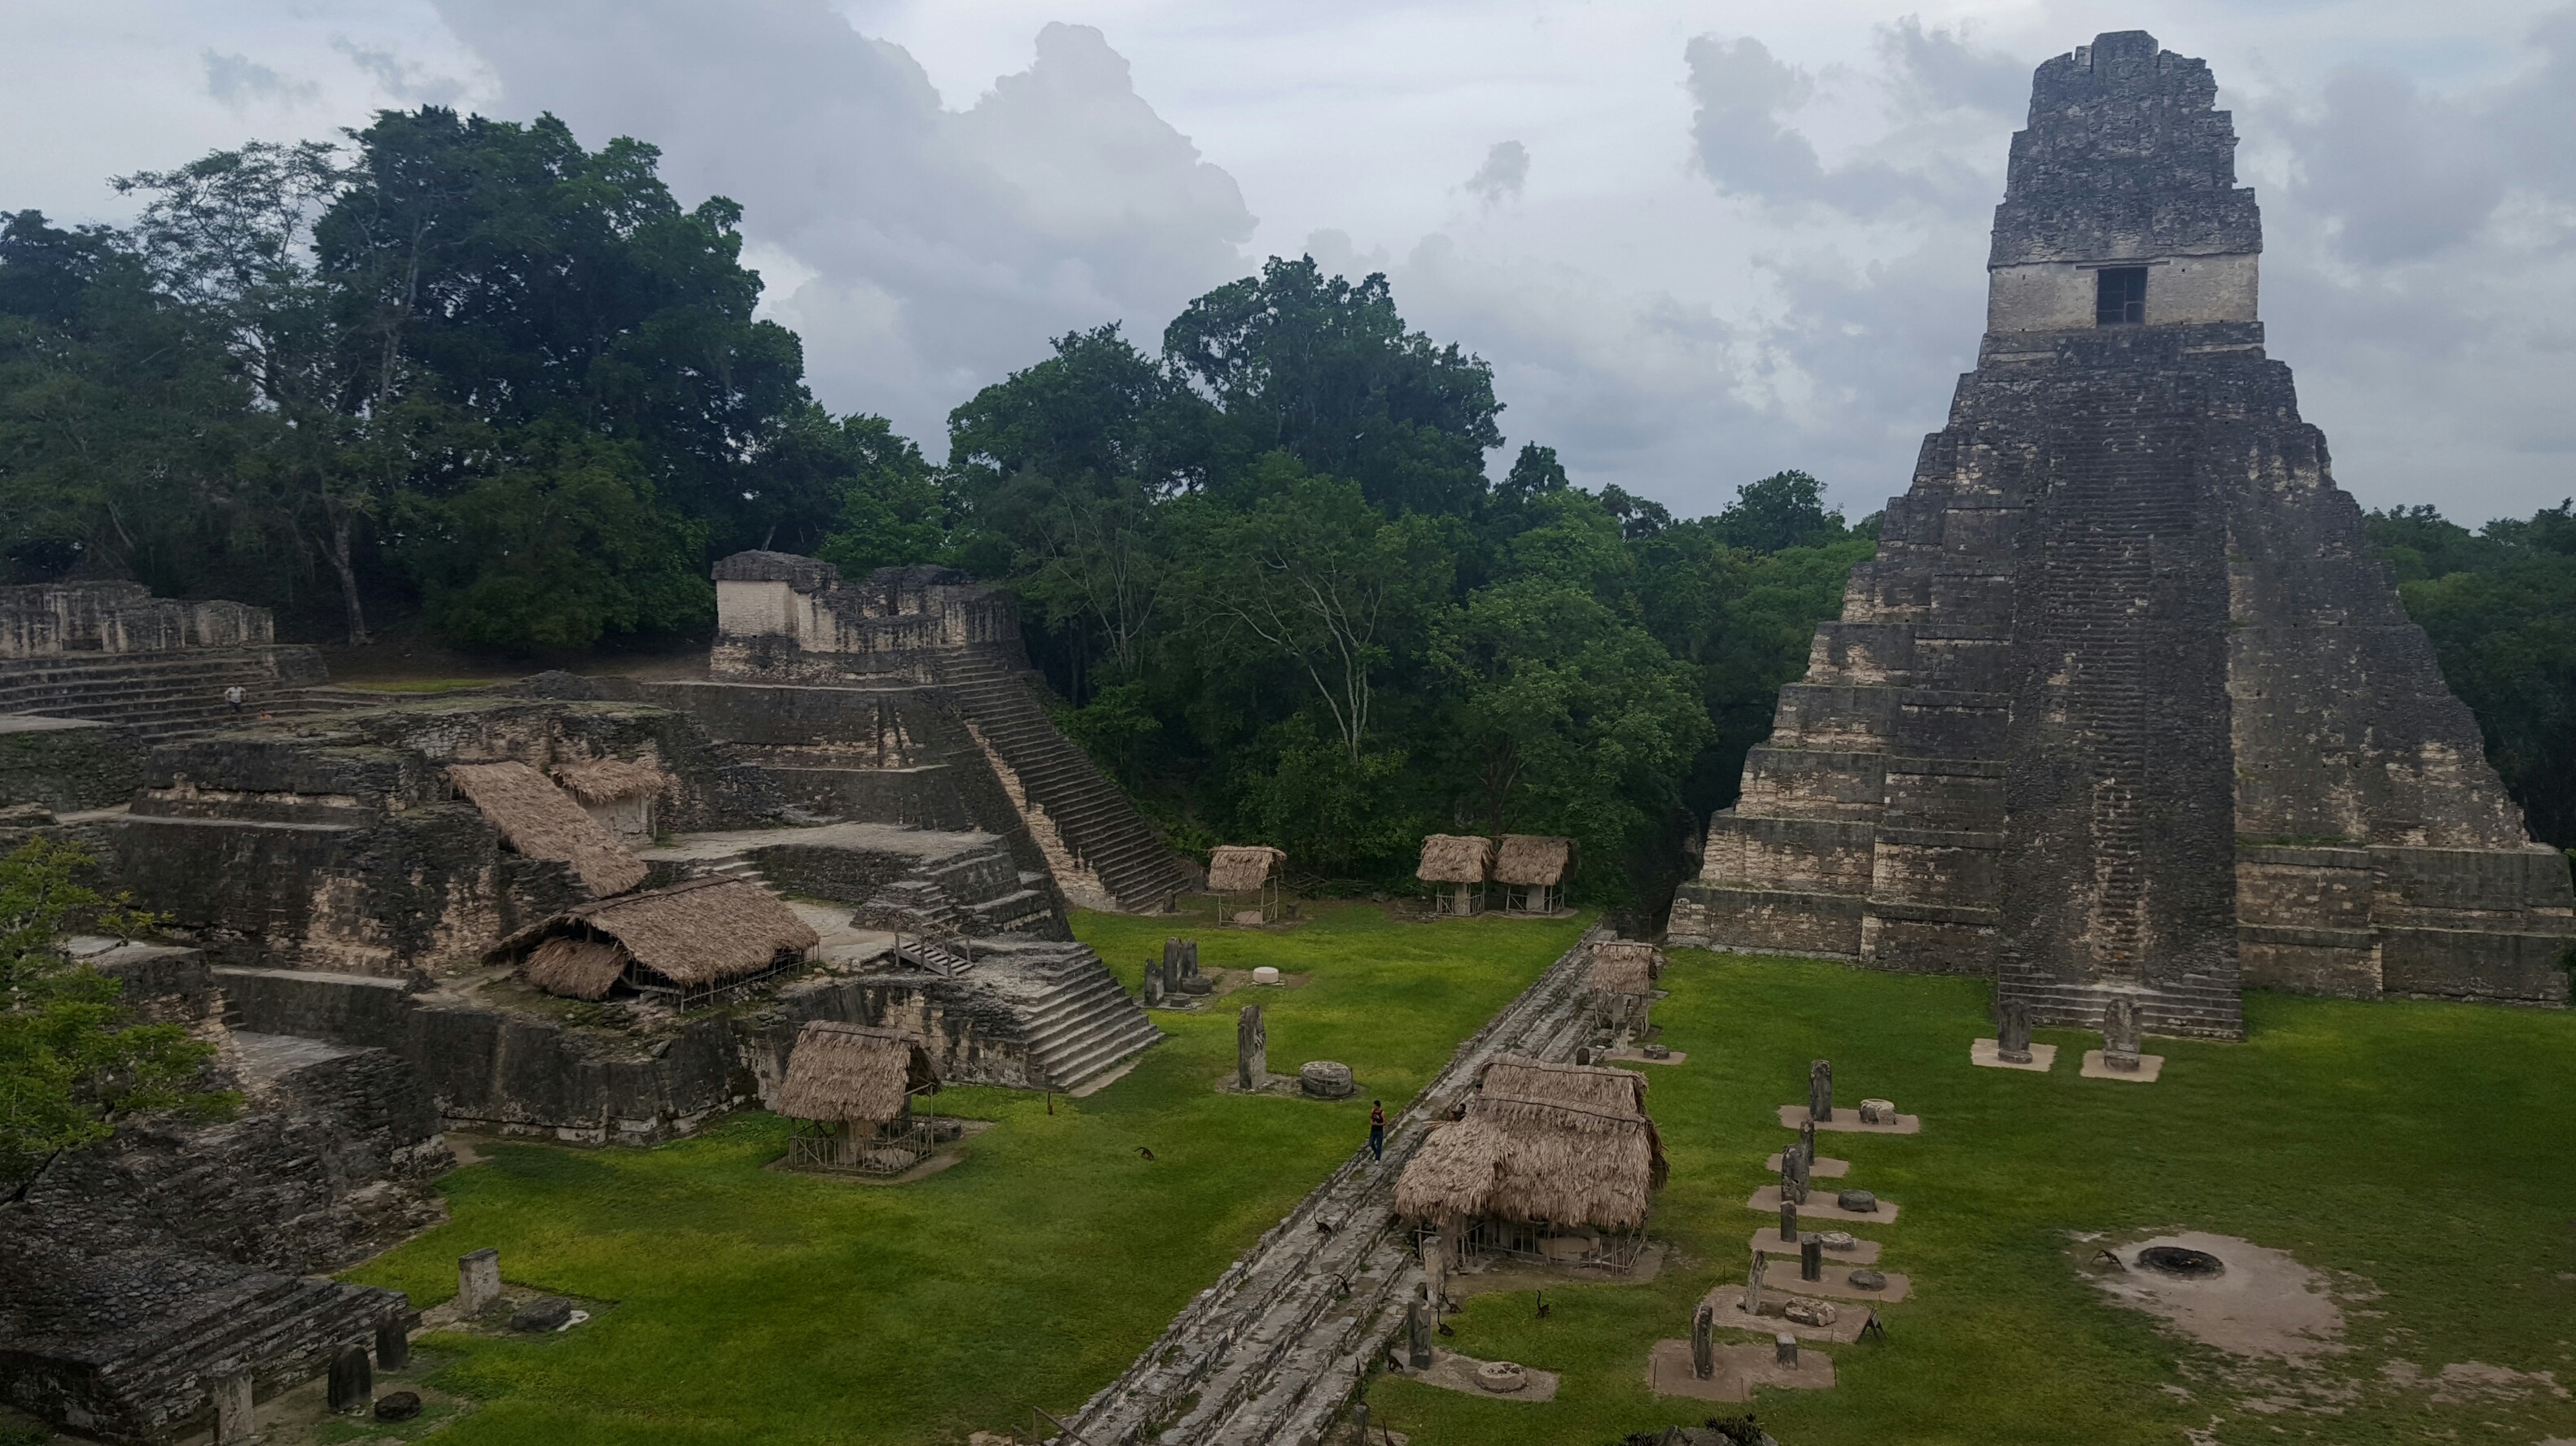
1416;835;1495;885
1206;845;1286;893
775;1021;939;1126
448;760;647;896
1590;940;1662;995
1493;835;1575;887
1395;1061;1667;1233
550;757;670;805
496;876;819;1001
1478;1055;1653;1116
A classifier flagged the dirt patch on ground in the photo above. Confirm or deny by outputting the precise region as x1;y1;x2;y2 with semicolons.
2381;1359;2571;1404
2085;1232;2348;1363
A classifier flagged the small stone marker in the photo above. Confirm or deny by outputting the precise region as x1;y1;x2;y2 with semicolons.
1252;965;1281;985
457;1247;501;1315
1350;1401;1368;1439
1299;1060;1354;1098
1783;1297;1838;1327
1422;1233;1447;1314
1406;1295;1433;1369
1775;1332;1800;1368
1236;1003;1266;1090
1746;1249;1768;1315
1144;963;1165;1006
213;1371;255;1445
1996;996;2035;1063
1849;1268;1888;1291
375;1316;409;1370
1808;1059;1833;1122
1817;1230;1857;1252
1691;1302;1715;1380
1799;1117;1817;1169
1800;1237;1823;1282
510;1296;573;1332
1858;1098;1896;1125
1836;1189;1878;1214
328;1344;372;1413
2103;997;2145;1071
375;1391;422;1422
1778;1198;1798;1243
1778;1150;1806;1207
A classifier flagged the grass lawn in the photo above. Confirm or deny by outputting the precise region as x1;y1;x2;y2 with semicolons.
1367;948;2576;1445
339;904;1589;1445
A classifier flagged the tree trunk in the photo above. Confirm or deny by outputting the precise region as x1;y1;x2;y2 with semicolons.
325;510;368;646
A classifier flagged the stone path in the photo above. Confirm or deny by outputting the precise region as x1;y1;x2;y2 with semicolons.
1054;925;1611;1446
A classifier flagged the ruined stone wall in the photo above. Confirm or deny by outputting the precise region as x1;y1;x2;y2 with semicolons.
216;962;1049;1139
101;697;772;976
0;581;273;659
708;553;1022;684
0;716;142;813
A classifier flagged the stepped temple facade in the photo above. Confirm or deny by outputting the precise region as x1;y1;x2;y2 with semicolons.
1667;32;2575;1036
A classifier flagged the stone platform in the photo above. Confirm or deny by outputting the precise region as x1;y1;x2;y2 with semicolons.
1647;1339;1835;1401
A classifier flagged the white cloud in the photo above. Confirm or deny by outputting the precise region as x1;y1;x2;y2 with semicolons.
3;2;2574;522
431;0;1255;452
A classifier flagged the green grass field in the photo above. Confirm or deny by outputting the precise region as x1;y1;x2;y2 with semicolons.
339;905;1588;1445
1367;948;2576;1444
339;914;2576;1445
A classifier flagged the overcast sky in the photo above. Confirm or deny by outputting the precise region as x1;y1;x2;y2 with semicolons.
4;1;2572;524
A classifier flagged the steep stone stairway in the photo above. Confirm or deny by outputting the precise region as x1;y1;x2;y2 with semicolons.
969;937;1165;1092
1058;926;1608;1444
0;648;354;740
929;647;1196;913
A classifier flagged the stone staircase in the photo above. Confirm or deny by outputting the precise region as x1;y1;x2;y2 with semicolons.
969;938;1165;1093
929;647;1196;914
0;647;352;740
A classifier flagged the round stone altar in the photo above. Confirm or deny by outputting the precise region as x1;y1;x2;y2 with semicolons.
1299;1060;1355;1098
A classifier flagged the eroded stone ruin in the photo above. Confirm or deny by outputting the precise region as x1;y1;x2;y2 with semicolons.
1;558;1182;1439
1669;31;2576;1035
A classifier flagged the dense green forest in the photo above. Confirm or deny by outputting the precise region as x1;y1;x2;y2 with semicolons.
3;107;2570;898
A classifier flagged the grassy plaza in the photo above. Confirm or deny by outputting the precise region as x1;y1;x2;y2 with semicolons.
338;906;1586;1444
332;911;2576;1445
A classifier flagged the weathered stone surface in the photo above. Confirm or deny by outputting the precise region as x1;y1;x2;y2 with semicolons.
1300;1061;1356;1099
1691;1303;1714;1379
1836;1190;1878;1214
0;715;142;813
327;1345;371;1413
1808;1059;1833;1122
1782;1298;1838;1328
1237;1003;1267;1090
1800;1238;1823;1282
375;1317;409;1371
1997;996;2036;1061
1670;29;2575;1024
510;1297;573;1333
1849;1269;1890;1291
457;1250;501;1315
1858;1098;1896;1125
375;1391;422;1422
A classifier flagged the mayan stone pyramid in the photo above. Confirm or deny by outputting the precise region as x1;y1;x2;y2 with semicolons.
1667;31;2575;1038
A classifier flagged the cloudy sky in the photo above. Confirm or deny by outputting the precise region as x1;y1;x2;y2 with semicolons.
4;1;2572;524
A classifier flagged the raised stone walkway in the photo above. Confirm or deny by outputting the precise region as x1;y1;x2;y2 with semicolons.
1056;924;1610;1445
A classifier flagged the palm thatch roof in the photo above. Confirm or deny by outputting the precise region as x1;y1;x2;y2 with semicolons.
496;876;818;996
1394;1088;1667;1233
1416;834;1495;884
1478;1055;1652;1116
1493;835;1575;886
447;761;648;896
1206;845;1286;893
774;1021;940;1125
1590;940;1662;994
523;935;627;1001
550;757;671;804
